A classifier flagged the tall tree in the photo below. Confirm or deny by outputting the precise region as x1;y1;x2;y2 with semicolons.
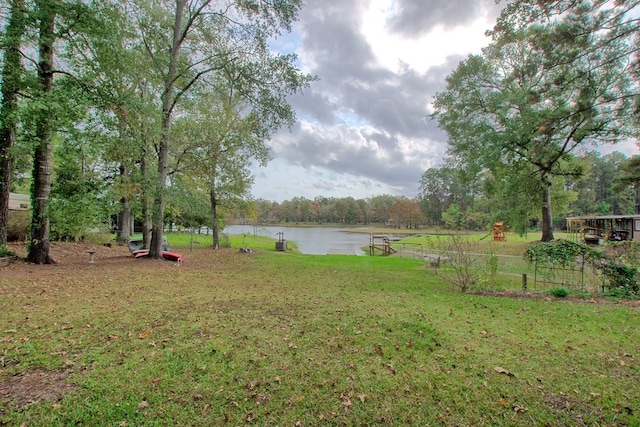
0;0;27;247
173;93;269;249
26;0;56;264
131;0;309;258
24;0;99;263
419;166;476;226
432;0;640;241
390;198;422;228
368;194;398;224
67;1;160;245
49;132;108;241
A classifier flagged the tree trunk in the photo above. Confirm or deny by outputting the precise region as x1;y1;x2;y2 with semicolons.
27;0;55;264
210;185;220;249
0;0;26;247
541;180;554;242
150;0;186;259
117;165;132;243
150;131;168;258
140;151;152;249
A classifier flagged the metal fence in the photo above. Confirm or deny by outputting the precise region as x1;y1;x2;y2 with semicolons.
394;246;604;292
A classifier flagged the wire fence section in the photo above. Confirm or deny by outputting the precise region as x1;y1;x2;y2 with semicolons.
394;245;604;292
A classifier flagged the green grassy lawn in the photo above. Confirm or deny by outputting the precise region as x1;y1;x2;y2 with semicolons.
0;234;638;426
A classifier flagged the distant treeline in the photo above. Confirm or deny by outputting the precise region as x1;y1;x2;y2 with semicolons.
229;151;638;233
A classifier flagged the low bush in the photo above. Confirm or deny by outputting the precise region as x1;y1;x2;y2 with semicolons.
525;239;639;298
549;286;569;298
0;244;16;257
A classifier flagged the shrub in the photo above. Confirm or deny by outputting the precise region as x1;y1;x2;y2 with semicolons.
523;239;593;267
601;262;639;297
550;287;569;298
0;245;16;257
606;286;640;300
432;233;483;292
524;239;639;298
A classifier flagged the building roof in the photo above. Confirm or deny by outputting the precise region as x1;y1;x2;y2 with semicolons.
567;215;640;221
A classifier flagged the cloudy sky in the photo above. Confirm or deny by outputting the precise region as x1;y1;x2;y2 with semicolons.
251;0;637;202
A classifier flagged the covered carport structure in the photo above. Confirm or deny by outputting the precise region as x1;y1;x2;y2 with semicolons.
567;215;640;245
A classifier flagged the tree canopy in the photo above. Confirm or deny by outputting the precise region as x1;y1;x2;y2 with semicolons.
431;0;640;241
0;0;311;262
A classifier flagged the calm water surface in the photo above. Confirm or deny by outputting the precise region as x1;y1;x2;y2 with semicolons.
224;225;372;255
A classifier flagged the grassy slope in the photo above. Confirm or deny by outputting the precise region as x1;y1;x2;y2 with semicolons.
0;233;638;426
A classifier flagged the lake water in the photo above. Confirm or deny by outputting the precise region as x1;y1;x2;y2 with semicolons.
224;225;372;255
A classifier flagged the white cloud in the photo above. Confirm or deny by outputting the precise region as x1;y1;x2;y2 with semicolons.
361;0;494;73
253;1;640;203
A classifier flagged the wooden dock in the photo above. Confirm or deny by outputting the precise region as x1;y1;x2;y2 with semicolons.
369;235;396;256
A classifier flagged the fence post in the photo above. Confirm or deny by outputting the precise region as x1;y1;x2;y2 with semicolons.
522;273;527;291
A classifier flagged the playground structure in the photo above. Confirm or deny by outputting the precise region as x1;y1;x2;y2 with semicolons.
369;234;396;256
491;222;507;241
480;222;508;241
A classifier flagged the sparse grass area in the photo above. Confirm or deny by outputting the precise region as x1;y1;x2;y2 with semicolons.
0;235;638;426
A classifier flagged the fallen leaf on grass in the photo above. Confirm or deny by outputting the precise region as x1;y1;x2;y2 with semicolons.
340;391;353;407
513;404;528;413
138;400;149;409
494;367;515;377
138;330;150;339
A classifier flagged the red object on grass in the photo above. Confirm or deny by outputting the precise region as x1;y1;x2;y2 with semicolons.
134;251;184;262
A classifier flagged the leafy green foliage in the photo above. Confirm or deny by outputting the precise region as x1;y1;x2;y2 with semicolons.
432;1;640;242
524;239;639;297
49;141;110;241
600;263;639;297
442;204;464;230
549;287;569;298
0;244;16;257
524;239;593;267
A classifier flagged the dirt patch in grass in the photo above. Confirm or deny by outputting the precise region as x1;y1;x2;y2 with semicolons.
5;241;130;267
0;241;189;281
0;368;78;409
